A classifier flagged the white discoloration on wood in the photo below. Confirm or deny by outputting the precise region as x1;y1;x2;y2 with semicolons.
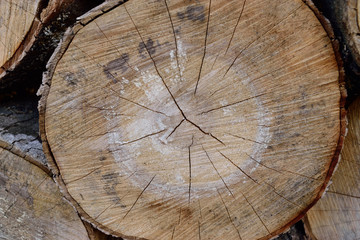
41;0;344;239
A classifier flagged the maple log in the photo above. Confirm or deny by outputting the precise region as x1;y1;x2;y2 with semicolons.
0;0;103;90
312;0;360;100
305;97;360;240
38;0;346;239
0;140;90;239
0;94;122;240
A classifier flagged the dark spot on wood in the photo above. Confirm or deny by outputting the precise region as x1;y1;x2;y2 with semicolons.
11;183;33;207
102;173;119;181
177;5;205;22
99;156;106;161
0;172;8;186
138;38;157;58
101;172;120;200
103;53;130;83
80;193;85;200
177;12;185;20
62;72;78;86
181;207;193;219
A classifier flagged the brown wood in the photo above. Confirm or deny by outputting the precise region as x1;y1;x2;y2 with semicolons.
38;0;346;239
0;140;90;240
305;97;360;240
312;0;360;101
0;0;42;73
0;0;104;90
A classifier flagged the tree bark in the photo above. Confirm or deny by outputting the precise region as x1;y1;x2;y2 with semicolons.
312;0;360;103
38;0;346;239
304;97;360;240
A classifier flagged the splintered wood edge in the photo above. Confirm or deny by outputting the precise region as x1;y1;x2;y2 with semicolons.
0;132;116;240
37;0;347;239
0;139;51;176
0;0;79;80
0;0;44;78
346;0;360;65
37;1;128;237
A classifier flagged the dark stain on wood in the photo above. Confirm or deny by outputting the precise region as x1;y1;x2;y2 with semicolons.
62;72;79;86
138;38;157;58
101;172;120;201
0;172;8;186
103;53;130;83
177;5;205;22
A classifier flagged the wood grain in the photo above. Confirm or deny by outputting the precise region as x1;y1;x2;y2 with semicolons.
305;97;360;240
0;140;90;240
39;0;346;239
0;0;41;69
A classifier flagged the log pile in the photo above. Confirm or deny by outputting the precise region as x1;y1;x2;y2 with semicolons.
0;0;103;91
1;0;358;239
305;97;360;239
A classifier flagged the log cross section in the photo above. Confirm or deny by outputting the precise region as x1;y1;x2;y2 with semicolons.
39;0;346;239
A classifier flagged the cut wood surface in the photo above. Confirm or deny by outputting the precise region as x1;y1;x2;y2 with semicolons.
0;0;104;89
0;140;90;240
39;0;346;239
0;0;41;70
305;97;360;240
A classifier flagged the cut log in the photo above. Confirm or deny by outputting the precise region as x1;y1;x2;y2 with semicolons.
305;97;360;240
38;0;346;239
0;140;90;239
312;0;360;101
0;0;104;90
0;93;122;240
0;0;42;72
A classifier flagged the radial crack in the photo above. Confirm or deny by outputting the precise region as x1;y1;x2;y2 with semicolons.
227;132;267;145
241;190;270;233
110;87;168;116
164;0;182;79
118;129;166;146
219;151;301;207
123;175;156;219
194;0;212;95
326;191;360;199
225;0;247;55
202;146;234;197
217;189;242;240
188;136;194;203
5;177;47;215
67;166;103;184
245;153;319;181
93;20;136;73
187;119;225;146
124;5;187;119
200;93;266;114
223;5;302;78
167;119;185;139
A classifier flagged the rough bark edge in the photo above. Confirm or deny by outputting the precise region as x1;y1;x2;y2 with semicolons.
37;0;347;239
38;1;130;238
0;138;113;240
0;138;50;176
264;0;347;239
345;0;360;66
0;0;62;78
0;0;104;90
